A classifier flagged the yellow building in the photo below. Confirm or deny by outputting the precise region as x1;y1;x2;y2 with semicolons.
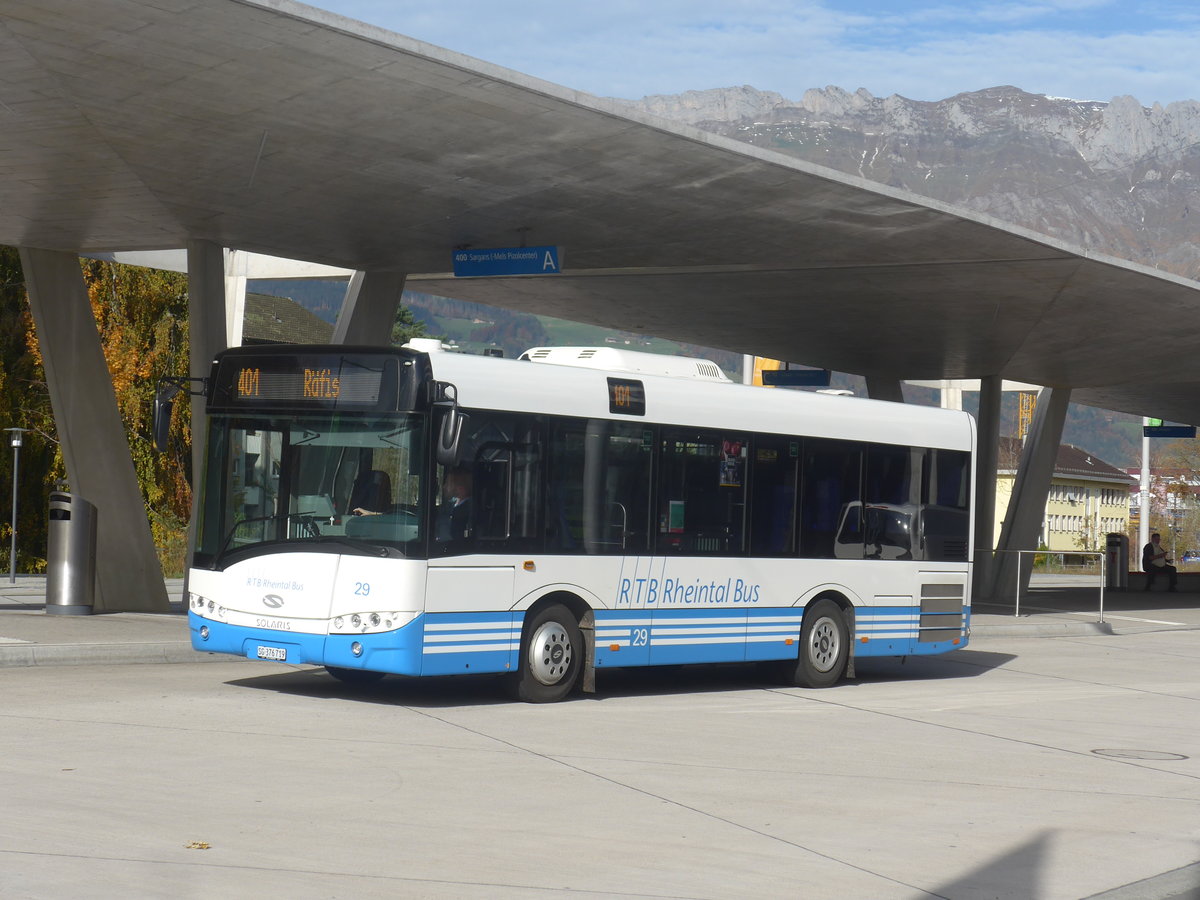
994;439;1135;554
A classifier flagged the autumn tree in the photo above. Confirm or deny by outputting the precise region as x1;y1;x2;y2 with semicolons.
3;250;193;575
1147;437;1200;558
0;247;59;573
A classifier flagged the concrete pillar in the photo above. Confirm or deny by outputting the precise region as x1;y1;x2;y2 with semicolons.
987;387;1071;603
332;271;406;345
864;377;904;403
186;241;229;490
19;247;168;613
972;375;1002;601
224;249;249;349
940;380;964;411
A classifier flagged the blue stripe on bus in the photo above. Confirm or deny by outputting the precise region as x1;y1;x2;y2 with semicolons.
419;610;523;677
594;607;809;666
191;600;966;677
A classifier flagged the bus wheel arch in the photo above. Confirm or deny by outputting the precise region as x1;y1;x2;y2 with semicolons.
786;592;854;688
513;592;590;703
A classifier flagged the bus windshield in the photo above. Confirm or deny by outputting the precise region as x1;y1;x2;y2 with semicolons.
194;412;426;566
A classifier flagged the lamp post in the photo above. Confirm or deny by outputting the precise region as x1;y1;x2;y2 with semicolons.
6;427;26;584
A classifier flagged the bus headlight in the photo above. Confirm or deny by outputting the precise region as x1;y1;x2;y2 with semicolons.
351;642;363;657
329;611;414;635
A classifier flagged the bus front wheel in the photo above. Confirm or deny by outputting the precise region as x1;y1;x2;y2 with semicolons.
514;604;582;703
787;599;848;688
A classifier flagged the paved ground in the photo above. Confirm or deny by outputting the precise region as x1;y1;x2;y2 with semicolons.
1;574;1198;898
1;626;1198;898
2;573;1198;669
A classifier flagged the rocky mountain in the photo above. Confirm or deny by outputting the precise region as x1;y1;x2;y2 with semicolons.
608;84;1200;466
611;85;1200;280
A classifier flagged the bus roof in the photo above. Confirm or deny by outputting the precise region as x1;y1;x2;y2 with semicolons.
424;349;974;452
518;346;730;382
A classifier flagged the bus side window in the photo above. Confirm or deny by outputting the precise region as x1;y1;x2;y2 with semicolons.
572;419;652;555
658;429;747;555
749;438;797;555
922;448;970;561
801;439;863;559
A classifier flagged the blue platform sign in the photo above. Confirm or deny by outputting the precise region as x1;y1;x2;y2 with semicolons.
1143;425;1196;438
453;246;561;277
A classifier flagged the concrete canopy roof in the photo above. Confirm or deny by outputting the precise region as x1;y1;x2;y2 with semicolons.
3;0;1200;422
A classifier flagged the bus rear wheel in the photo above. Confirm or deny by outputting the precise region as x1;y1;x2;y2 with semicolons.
325;666;386;685
786;599;848;688
514;604;582;703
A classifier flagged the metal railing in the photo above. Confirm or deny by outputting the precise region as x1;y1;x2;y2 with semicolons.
994;549;1105;623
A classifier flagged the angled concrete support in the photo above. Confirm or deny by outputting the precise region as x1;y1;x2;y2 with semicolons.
224;249;249;348
333;271;406;345
972;375;1002;601
865;377;904;403
20;247;168;612
186;241;230;483
987;386;1071;602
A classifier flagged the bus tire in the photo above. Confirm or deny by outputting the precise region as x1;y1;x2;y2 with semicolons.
515;604;582;703
788;599;848;688
325;666;386;685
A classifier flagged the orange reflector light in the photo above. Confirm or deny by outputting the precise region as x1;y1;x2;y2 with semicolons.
952;638;960;645
523;560;535;571
860;637;869;643
609;644;620;651
784;638;794;645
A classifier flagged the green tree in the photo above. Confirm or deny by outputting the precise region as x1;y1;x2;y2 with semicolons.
0;247;59;573
391;303;429;345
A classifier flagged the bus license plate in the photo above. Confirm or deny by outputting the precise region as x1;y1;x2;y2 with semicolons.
256;645;287;661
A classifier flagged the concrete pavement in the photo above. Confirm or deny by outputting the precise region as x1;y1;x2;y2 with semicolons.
1;573;1197;670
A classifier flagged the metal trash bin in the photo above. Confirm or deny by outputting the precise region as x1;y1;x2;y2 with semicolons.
1105;532;1129;590
46;491;97;616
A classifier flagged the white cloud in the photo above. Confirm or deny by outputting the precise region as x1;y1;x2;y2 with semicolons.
314;1;1200;105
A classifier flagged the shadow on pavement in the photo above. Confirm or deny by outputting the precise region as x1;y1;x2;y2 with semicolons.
225;647;1018;708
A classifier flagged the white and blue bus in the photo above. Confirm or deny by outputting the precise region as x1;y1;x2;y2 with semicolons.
179;343;974;701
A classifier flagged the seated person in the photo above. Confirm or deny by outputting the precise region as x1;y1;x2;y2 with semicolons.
435;468;472;541
348;469;391;517
1142;532;1177;591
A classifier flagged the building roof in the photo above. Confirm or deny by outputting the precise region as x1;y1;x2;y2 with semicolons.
999;437;1136;484
4;0;1200;424
242;292;334;345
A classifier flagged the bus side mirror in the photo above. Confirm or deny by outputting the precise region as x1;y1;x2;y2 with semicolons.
153;376;206;453
153;380;182;452
436;408;469;467
434;381;467;467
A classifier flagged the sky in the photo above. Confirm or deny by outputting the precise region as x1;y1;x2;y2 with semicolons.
312;1;1200;107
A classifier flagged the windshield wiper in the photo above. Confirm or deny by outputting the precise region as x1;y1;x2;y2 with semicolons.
304;536;393;558
216;511;325;562
216;513;395;563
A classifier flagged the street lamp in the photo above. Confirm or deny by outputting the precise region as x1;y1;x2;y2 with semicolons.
6;427;27;584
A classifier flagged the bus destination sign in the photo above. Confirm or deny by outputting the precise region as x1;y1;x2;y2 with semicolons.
213;352;396;410
236;367;350;400
608;377;646;416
